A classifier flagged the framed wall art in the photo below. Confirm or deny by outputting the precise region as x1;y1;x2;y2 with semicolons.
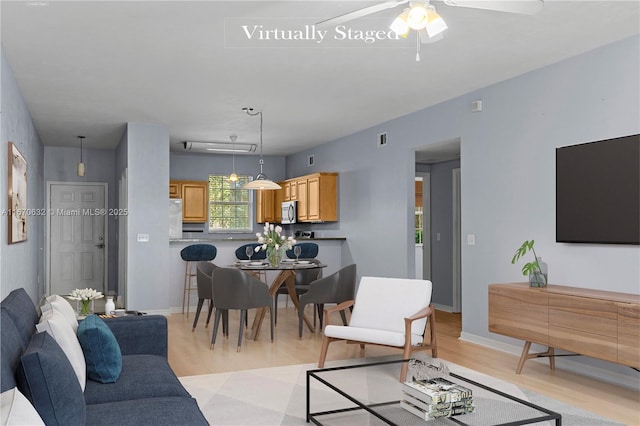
8;142;27;243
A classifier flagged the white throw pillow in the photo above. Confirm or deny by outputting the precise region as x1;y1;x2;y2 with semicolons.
0;387;45;426
36;310;86;391
40;294;78;332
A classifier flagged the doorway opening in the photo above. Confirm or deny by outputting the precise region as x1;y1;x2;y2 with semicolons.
414;138;461;313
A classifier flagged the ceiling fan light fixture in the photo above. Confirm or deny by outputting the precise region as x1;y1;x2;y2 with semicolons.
407;3;429;30
389;9;410;37
425;5;447;38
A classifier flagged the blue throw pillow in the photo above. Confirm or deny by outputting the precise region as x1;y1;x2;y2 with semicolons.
16;332;86;426
77;315;122;383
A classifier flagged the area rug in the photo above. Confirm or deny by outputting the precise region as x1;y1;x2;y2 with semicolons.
179;355;622;425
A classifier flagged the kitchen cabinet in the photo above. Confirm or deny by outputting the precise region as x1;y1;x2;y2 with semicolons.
169;180;208;223
296;178;308;220
256;187;284;223
283;181;297;201
295;172;337;222
256;172;338;224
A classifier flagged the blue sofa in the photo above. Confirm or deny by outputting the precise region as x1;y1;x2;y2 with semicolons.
1;288;209;426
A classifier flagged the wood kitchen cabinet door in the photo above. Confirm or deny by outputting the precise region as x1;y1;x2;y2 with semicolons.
169;182;180;198
296;179;308;221
181;181;208;223
256;189;277;224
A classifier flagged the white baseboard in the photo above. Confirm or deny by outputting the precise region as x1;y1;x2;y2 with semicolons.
434;303;454;313
460;332;640;391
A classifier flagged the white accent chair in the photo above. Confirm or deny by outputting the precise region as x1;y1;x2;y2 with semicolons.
318;276;438;382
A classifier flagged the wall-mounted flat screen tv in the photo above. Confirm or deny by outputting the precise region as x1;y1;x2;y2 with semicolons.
556;134;639;245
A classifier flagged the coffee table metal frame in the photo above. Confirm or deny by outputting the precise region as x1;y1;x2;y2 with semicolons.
306;359;562;426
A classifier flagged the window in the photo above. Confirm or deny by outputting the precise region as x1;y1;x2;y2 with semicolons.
208;175;253;232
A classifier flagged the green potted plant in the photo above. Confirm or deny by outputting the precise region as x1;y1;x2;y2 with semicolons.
511;240;547;287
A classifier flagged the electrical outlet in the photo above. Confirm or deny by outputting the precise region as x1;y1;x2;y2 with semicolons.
137;233;149;242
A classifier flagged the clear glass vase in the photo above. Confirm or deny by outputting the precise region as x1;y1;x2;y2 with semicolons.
267;246;282;267
77;299;94;317
529;257;548;287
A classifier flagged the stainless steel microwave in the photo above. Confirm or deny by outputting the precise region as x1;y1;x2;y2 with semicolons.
281;201;297;224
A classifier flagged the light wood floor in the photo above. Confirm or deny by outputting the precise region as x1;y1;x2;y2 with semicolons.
168;305;639;425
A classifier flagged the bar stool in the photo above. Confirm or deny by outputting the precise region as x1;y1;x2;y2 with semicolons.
181;244;217;316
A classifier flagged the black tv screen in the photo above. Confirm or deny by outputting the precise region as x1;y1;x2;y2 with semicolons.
556;134;639;245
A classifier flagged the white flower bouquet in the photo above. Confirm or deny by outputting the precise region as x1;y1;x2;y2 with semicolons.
68;288;104;316
255;222;296;266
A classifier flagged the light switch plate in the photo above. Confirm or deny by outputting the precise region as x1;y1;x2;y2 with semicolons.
467;234;476;245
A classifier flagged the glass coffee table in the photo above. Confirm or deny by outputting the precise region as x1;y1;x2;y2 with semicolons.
306;359;561;425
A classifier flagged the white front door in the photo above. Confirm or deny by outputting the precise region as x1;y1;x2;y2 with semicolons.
48;183;107;296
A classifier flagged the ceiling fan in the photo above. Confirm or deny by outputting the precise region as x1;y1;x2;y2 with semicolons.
316;0;543;46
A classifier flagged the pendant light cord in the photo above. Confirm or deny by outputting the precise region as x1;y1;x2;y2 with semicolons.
243;108;264;174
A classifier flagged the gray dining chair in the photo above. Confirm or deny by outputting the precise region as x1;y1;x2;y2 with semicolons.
275;258;323;326
210;268;274;352
276;242;321;324
192;261;219;331
298;264;356;338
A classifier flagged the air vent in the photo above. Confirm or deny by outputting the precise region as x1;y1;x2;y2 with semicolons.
377;132;388;147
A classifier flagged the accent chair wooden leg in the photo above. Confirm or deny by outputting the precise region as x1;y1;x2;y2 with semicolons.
400;344;413;382
549;347;555;370
429;306;438;358
318;336;331;368
359;343;365;357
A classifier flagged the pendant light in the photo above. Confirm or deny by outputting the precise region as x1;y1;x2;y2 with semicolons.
242;108;281;190
77;136;86;177
228;135;239;183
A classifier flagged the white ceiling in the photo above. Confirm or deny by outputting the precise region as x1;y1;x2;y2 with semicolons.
1;1;638;156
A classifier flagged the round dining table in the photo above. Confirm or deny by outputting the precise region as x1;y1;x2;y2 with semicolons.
233;260;327;340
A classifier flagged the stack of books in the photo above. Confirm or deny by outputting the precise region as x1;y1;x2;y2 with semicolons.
400;377;475;421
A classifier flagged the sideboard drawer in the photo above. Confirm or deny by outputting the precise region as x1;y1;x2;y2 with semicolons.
618;303;640;368
489;285;548;344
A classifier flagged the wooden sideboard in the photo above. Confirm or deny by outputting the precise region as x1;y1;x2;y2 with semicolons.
488;283;640;373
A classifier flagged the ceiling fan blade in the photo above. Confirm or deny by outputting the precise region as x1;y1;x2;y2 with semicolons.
316;0;410;28
443;0;543;15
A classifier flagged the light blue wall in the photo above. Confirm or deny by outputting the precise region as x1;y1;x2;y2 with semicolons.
43;146;118;294
0;48;45;303
287;36;640;356
125;123;170;310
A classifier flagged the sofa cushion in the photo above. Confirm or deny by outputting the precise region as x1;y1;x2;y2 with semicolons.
77;315;122;383
85;396;208;426
41;295;79;332
1;289;38;349
84;354;190;405
0;309;23;393
0;387;45;426
16;332;86;426
36;309;86;390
